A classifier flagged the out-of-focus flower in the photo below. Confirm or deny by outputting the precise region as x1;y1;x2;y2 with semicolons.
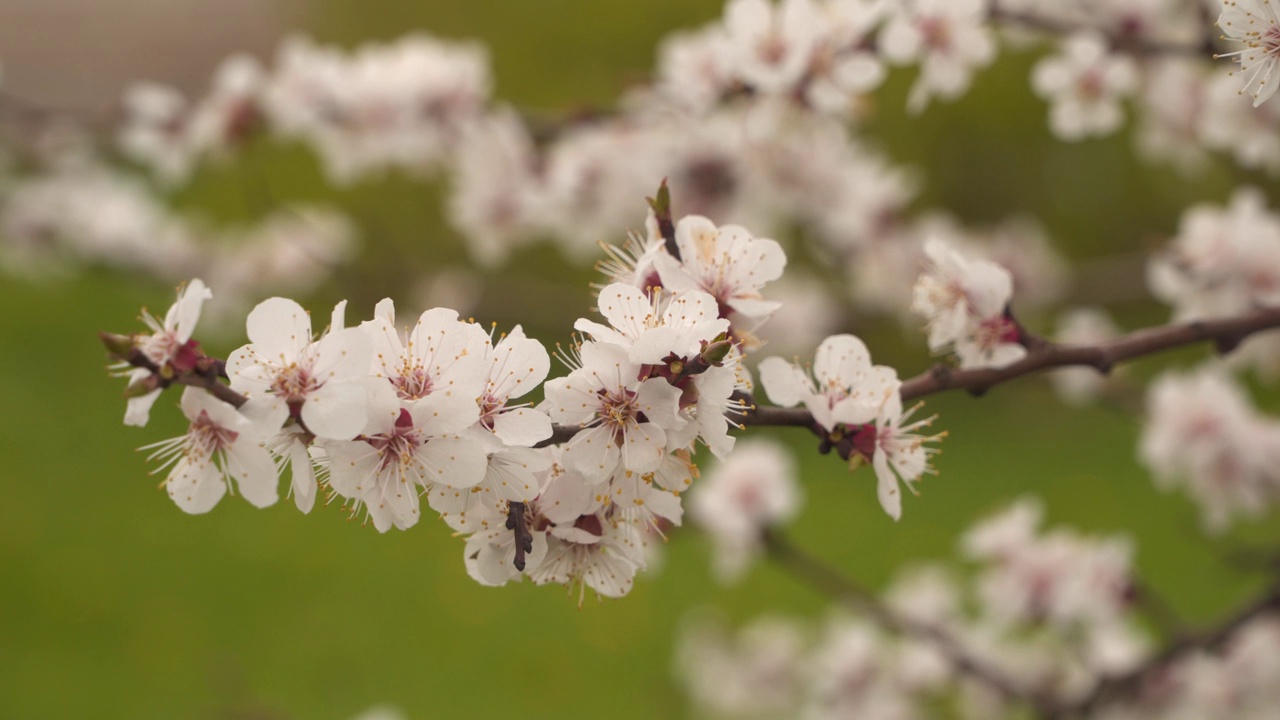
689;438;801;582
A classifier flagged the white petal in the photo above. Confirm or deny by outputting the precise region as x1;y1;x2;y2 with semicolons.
417;436;489;488
288;440;317;514
301;381;369;440
124;387;161;428
621;422;667;474
245;297;311;361
167;457;226;514
813;334;872;388
758;357;811;407
564;426;621;482
227;444;280;509
493;407;553;446
874;449;902;521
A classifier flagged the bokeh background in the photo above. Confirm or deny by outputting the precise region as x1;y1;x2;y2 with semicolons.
2;1;1280;718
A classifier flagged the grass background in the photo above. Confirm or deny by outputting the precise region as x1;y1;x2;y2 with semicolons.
2;1;1280;718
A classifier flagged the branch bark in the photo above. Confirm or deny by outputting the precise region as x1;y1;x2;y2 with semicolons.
110;305;1280;442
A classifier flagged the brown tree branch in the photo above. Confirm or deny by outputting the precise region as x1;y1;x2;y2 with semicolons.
896;305;1280;402
110;305;1280;443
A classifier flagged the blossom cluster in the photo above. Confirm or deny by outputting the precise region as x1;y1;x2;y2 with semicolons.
1148;187;1280;322
14;0;1279;336
677;497;1154;719
1139;367;1280;532
108;207;973;602
759;334;943;520
0;158;354;323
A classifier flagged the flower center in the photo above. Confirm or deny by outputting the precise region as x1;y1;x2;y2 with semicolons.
188;410;238;456
271;362;321;402
920;17;951;53
479;393;504;429
597;388;640;444
392;366;433;400
974;314;1021;347
366;409;424;470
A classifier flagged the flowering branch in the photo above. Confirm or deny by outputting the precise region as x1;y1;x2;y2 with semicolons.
766;528;1280;720
108;305;1280;447
988;7;1216;57
1067;581;1280;717
897;305;1280;401
763;530;1058;715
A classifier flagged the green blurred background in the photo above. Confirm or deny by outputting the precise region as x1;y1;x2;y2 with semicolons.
3;1;1280;718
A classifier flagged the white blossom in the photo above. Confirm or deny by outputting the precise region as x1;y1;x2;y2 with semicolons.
689;438;801;582
143;387;278;513
1139;367;1280;532
120;278;212;427
1218;0;1280;106
759;333;899;431
654;214;787;324
544;341;684;482
879;0;996;113
912;237;1025;369
1031;33;1138;141
225;297;374;440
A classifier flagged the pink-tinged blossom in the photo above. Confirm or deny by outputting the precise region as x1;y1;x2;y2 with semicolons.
324;383;487;532
1199;68;1280;172
575;283;730;365
117;55;263;185
117;83;193;184
527;513;648;603
654;214;787;324
1031;33;1138;141
226;297;373;441
759;333;900;431
445;108;544;269
1148;187;1280;321
143;387;277;514
689;438;801;583
476;325;552;447
879;0;996;114
1217;0;1280;106
1139;367;1280;532
662;346;750;459
361;299;488;412
265;426;320;514
655;25;736;112
464;506;550;586
912;237;1025;369
1050;307;1122;406
544;341;684;482
1137;59;1210;172
675;614;807;718
425;325;553;531
121;278;212;427
804;0;888;114
865;391;944;521
759;334;941;520
723;0;823;95
261;34;490;184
